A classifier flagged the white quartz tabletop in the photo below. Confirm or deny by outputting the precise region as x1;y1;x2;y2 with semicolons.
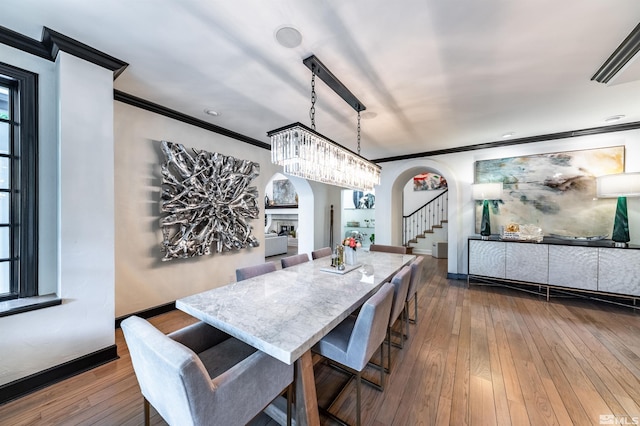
176;251;415;364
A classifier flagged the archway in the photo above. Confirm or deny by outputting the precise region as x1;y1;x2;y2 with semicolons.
375;158;461;275
264;173;315;257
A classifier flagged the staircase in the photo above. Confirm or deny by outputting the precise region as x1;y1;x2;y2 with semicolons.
408;221;448;254
403;190;448;255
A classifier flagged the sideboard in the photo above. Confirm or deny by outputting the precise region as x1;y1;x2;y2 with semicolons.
467;236;640;308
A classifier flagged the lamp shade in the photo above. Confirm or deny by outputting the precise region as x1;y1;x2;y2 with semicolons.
596;172;640;198
472;182;503;200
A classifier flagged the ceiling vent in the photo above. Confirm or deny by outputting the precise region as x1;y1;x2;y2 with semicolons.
591;23;640;85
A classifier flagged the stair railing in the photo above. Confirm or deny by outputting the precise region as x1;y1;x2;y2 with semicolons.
403;190;448;246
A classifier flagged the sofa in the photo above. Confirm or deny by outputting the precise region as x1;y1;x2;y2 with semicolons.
264;233;288;257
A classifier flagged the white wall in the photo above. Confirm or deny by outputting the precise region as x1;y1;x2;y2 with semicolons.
113;103;343;317
376;130;640;276
0;48;116;385
114;103;282;316
307;181;342;250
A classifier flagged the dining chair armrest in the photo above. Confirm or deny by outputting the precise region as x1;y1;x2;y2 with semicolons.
208;350;294;425
168;321;232;354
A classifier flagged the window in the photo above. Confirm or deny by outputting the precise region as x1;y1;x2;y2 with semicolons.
0;63;38;302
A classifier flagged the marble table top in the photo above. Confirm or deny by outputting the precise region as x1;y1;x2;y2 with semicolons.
176;251;415;364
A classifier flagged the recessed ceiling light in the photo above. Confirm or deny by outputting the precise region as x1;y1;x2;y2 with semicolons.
275;26;302;48
502;132;515;138
605;114;625;123
204;109;220;117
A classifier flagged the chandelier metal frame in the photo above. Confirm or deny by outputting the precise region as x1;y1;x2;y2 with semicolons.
268;55;381;191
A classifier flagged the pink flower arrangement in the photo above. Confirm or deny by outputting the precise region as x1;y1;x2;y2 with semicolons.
343;237;361;250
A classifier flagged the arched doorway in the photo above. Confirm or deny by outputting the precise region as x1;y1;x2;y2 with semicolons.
264;173;315;258
375;159;461;275
402;171;448;253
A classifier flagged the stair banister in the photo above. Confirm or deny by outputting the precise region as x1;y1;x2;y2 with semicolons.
402;190;448;246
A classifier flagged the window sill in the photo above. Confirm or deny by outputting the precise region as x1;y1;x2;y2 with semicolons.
0;294;62;317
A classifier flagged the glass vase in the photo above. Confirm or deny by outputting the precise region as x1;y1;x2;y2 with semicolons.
344;246;357;265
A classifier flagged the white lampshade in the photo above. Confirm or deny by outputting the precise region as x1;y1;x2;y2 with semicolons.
596;172;640;198
472;182;503;200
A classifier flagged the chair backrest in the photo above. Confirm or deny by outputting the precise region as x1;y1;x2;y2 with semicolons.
346;282;395;371
121;316;212;426
389;265;412;323
311;247;332;260
281;253;310;268
369;244;408;254
406;256;424;301
236;262;276;281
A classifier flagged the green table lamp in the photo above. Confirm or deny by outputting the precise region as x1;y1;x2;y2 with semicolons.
596;172;640;248
472;182;503;240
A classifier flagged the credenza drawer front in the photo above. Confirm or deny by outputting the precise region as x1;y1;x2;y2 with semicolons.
598;249;640;296
469;240;506;279
548;246;598;291
506;243;549;284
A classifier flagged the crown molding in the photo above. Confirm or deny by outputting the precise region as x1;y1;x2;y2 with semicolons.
114;90;271;150
372;121;640;163
42;27;128;78
0;25;128;79
0;25;50;59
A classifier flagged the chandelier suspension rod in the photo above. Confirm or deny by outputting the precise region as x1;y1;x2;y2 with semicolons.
302;55;366;113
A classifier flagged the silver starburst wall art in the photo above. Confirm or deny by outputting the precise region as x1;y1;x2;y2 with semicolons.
159;140;260;261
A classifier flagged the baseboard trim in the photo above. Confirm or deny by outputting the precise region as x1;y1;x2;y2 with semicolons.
0;345;118;406
410;249;431;255
115;301;176;329
448;273;467;280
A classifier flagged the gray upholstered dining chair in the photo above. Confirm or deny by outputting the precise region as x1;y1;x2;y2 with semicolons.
311;246;332;260
405;256;424;338
122;316;293;426
280;253;310;268
236;261;277;281
369;244;408;254
385;265;411;373
312;282;395;426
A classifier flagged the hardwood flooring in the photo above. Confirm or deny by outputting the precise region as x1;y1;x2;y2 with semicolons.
1;255;639;425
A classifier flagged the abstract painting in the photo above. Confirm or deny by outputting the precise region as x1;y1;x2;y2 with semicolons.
413;173;447;191
272;179;297;205
474;146;624;237
159;140;260;261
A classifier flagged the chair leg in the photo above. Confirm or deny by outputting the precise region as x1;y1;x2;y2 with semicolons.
390;318;404;349
404;301;410;340
356;371;362;426
387;326;392;373
413;292;418;324
143;397;150;426
286;384;292;426
379;344;385;390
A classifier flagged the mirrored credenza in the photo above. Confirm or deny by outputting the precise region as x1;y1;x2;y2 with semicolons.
467;237;640;309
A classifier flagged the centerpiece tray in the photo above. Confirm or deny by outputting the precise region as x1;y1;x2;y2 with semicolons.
320;263;363;275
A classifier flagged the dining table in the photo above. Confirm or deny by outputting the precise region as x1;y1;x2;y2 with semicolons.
176;250;415;426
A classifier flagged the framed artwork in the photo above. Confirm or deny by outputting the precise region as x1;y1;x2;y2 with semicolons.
273;179;297;206
474;146;624;237
413;173;447;191
352;190;375;209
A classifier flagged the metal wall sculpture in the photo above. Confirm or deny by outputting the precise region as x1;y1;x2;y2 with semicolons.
159;140;260;261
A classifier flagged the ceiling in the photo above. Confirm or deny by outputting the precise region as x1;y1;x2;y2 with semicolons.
3;0;640;161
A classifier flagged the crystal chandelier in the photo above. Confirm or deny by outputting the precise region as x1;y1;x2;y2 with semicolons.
268;55;381;191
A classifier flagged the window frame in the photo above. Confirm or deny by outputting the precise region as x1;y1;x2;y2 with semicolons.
0;62;38;302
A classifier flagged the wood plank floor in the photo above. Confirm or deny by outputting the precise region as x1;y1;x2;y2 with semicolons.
1;255;639;425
